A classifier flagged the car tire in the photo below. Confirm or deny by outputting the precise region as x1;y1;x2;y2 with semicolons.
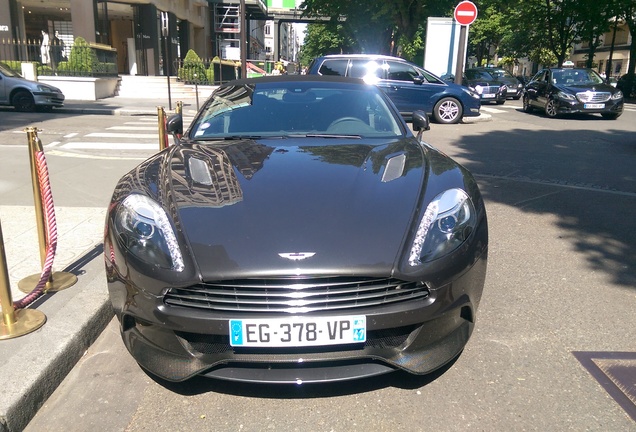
513;95;521;100
12;90;36;112
433;97;463;124
496;100;505;105
545;99;559;118
601;112;621;120
522;94;533;113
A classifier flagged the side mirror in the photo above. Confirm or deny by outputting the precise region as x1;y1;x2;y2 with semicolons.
167;113;183;144
411;110;430;140
413;75;424;85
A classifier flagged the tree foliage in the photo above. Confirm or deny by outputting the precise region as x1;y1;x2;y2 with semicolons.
299;0;634;74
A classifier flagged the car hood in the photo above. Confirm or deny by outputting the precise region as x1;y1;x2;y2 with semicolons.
164;138;427;279
556;83;618;94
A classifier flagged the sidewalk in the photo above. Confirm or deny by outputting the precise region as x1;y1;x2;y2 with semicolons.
0;94;193;432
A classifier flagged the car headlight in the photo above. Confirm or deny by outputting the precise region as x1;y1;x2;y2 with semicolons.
611;90;623;100
408;189;476;265
462;87;481;99
36;85;55;92
114;194;184;271
557;91;576;101
472;85;483;95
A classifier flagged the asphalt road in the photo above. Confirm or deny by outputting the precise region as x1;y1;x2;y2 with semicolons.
2;100;635;431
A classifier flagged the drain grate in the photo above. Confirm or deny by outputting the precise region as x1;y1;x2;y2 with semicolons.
573;351;636;422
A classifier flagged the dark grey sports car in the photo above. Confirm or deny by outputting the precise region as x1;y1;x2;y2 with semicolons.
104;75;488;384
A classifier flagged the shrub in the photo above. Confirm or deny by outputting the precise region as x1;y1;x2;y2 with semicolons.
178;49;207;84
66;36;99;76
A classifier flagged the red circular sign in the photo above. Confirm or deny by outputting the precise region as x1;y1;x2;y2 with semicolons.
454;1;478;26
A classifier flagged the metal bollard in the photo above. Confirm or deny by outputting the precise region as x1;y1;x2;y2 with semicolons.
1;218;46;340
176;100;183;115
18;127;77;294
157;106;168;151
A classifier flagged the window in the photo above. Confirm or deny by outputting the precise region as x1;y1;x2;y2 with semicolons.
348;60;383;81
318;59;348;76
386;61;419;82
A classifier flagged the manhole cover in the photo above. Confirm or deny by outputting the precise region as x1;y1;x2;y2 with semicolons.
573;351;636;422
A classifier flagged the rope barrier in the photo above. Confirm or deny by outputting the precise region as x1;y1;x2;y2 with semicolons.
14;150;57;309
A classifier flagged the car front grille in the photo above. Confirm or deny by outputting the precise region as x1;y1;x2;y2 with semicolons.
481;86;501;95
576;91;611;103
164;276;430;313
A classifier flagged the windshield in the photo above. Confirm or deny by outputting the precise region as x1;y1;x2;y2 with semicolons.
466;70;495;81
551;69;605;86
489;69;514;79
188;80;404;140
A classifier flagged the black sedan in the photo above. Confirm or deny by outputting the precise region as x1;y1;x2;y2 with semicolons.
104;75;488;384
522;68;623;119
463;68;507;104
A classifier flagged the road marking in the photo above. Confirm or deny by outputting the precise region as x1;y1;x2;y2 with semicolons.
107;126;158;131
85;132;158;139
480;107;507;113
61;142;159;150
64;132;78;138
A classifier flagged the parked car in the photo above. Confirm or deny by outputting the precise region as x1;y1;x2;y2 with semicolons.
0;62;64;112
479;67;524;99
616;74;635;98
522;67;623;120
463;68;507;104
104;75;489;384
307;54;481;124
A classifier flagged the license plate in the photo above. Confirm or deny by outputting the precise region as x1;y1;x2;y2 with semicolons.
229;316;366;347
584;103;604;109
482;94;495;98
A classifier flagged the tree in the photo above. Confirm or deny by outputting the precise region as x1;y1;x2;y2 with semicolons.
300;0;455;55
298;23;354;66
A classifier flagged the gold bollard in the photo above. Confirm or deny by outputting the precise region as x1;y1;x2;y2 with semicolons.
158;106;168;151
18;127;77;294
1;219;46;340
176;100;183;115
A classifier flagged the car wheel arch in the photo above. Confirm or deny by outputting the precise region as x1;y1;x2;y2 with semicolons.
11;88;36;112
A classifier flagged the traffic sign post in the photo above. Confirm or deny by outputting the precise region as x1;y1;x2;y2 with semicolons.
453;1;478;86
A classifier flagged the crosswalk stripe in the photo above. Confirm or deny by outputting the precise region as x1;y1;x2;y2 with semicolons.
85;132;159;138
107;126;158;131
480;107;507;113
61;142;159;150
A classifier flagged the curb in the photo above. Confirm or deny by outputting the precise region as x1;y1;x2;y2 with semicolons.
0;250;112;432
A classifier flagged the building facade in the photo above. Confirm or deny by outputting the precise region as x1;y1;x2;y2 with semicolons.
0;0;210;76
570;20;632;78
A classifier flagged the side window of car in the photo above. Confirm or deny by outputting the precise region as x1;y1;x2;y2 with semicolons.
534;71;547;83
386;61;418;82
348;60;383;80
318;59;348;76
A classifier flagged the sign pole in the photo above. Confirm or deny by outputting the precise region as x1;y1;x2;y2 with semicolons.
452;1;478;85
454;25;467;85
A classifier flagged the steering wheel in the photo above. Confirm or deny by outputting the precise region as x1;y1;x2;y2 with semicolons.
327;117;369;133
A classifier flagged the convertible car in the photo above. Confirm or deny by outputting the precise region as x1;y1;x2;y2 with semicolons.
104;75;488;384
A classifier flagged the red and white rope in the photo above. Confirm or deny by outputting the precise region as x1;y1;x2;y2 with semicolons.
14;149;57;309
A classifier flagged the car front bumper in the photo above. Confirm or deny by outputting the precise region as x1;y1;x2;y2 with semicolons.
555;98;623;115
106;245;488;384
33;91;65;107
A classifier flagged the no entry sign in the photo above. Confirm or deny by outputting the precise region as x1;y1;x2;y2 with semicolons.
454;1;478;26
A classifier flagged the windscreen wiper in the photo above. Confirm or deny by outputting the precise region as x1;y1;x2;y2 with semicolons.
294;133;362;139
